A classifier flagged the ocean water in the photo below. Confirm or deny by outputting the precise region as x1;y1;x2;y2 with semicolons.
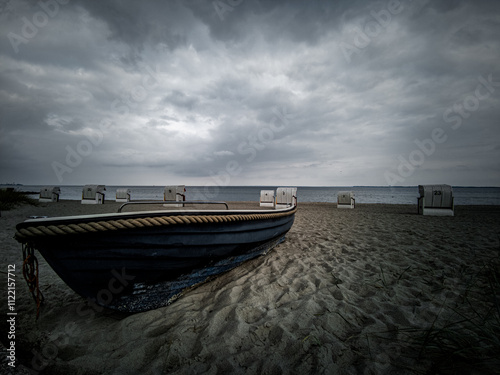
10;185;500;205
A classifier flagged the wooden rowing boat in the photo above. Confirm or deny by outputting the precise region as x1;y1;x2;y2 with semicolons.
15;200;296;314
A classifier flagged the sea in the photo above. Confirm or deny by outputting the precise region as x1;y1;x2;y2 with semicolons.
8;185;500;205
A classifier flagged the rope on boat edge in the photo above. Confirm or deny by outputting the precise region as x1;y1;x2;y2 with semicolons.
14;207;297;242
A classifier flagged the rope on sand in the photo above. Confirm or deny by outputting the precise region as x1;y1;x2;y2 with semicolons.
22;243;44;319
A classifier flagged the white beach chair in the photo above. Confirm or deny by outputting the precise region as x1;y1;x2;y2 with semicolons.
417;185;454;216
337;191;355;209
115;188;131;203
164;185;186;207
81;185;106;205
275;187;297;209
260;190;275;207
39;186;60;203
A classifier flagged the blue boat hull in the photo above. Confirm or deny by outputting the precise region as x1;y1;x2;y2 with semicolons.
16;207;296;312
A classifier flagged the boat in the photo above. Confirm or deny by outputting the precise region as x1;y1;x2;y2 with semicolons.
15;198;297;314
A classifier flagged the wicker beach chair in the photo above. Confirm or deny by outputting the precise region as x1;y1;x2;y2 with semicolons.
337;191;355;209
116;188;131;202
260;190;275;207
39;186;60;203
276;187;297;209
417;185;454;216
164;185;186;207
81;185;106;204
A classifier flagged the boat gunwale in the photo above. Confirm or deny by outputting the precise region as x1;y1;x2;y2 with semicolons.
15;205;297;242
18;205;296;225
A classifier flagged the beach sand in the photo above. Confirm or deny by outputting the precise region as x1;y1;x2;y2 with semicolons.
1;201;499;374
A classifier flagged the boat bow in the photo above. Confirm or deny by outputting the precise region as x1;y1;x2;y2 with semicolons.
15;204;297;314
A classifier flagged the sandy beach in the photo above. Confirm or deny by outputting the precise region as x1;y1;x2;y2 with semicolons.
1;201;499;374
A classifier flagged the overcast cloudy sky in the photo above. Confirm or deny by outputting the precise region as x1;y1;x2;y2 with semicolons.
1;0;499;187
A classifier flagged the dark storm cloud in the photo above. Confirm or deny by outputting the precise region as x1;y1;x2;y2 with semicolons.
1;0;499;186
162;90;199;110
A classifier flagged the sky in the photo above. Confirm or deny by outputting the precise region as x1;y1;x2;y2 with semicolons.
1;0;499;187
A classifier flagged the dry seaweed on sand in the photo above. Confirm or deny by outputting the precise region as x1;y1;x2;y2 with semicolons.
414;256;500;374
0;188;38;212
366;254;500;374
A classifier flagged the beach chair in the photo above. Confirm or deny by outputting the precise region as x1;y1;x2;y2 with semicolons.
164;185;186;207
81;185;106;205
115;188;131;203
39;186;60;203
275;187;297;209
337;191;355;209
260;190;275;207
417;185;454;216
